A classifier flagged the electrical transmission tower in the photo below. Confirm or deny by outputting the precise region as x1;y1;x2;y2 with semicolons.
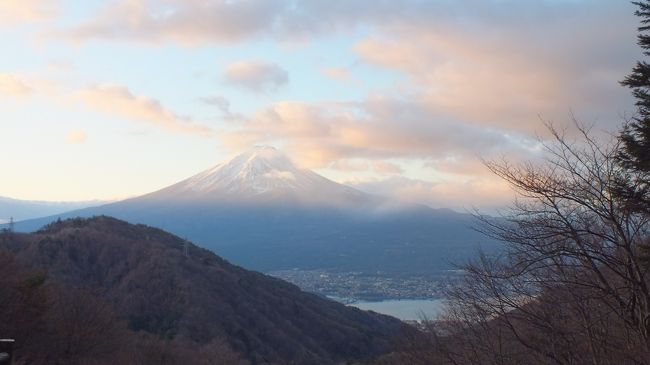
8;217;14;233
183;238;190;258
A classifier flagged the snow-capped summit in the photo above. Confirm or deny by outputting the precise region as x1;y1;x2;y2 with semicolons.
181;145;308;195
143;146;369;205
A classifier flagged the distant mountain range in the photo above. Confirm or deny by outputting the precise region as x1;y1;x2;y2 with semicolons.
9;146;500;276
0;196;104;222
0;217;406;364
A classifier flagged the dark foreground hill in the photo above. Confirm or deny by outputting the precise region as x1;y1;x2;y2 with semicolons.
0;216;408;365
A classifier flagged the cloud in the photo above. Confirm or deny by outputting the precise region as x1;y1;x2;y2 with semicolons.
75;84;214;137
63;0;286;45
199;95;230;111
0;0;57;26
41;0;636;210
353;3;636;134
346;175;512;213
372;161;403;174
219;98;524;168
356;35;558;131
66;130;87;144
47;59;75;73
329;159;370;172
322;67;350;82
198;95;242;120
425;157;494;176
0;74;32;97
59;0;633;52
60;0;543;45
223;60;288;92
328;159;402;174
60;0;416;45
59;1;635;139
55;0;635;134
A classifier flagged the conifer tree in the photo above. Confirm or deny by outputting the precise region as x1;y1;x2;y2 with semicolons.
620;1;650;214
622;1;650;173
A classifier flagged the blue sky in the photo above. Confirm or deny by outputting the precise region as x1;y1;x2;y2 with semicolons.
0;0;640;211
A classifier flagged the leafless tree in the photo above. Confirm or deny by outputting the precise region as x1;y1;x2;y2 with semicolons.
389;122;650;365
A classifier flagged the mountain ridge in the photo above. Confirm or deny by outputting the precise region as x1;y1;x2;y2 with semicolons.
0;196;106;222
1;216;408;364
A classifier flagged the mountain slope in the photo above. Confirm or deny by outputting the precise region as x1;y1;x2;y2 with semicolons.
10;147;500;276
137;145;373;207
1;216;407;364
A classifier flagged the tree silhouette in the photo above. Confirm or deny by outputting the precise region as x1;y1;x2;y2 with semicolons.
620;1;650;213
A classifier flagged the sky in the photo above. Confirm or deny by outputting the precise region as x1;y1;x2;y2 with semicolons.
0;0;641;211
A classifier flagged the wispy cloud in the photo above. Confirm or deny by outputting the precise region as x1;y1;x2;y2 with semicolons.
223;60;288;93
372;161;402;174
345;175;512;212
322;67;350;82
62;0;287;45
329;159;370;172
75;84;214;137
198;95;242;120
0;74;33;97
66;130;87;144
0;0;58;26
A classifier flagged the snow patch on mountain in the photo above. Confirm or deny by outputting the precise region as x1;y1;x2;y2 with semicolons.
263;170;296;181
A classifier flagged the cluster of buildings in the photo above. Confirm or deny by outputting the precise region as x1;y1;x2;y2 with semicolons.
270;269;460;301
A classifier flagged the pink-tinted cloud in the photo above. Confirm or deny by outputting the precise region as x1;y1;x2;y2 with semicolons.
322;67;350;82
0;74;32;97
345;175;512;213
0;0;57;26
75;84;214;137
355;20;634;134
66;130;87;144
329;159;370;172
372;161;403;174
219;99;526;169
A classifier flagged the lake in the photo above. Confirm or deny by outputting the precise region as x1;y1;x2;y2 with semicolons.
348;299;447;321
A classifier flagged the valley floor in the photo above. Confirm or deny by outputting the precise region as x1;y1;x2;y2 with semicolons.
268;269;461;301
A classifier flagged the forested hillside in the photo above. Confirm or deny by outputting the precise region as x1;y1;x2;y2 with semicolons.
0;216;408;365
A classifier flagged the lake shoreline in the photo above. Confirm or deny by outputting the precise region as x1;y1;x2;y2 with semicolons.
329;296;448;321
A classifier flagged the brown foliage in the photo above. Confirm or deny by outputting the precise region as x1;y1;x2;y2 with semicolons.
1;216;405;364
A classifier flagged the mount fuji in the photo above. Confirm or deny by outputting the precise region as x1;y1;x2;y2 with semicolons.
11;146;499;276
138;146;373;206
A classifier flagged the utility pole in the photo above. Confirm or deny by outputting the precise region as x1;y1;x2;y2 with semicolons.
8;218;13;233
